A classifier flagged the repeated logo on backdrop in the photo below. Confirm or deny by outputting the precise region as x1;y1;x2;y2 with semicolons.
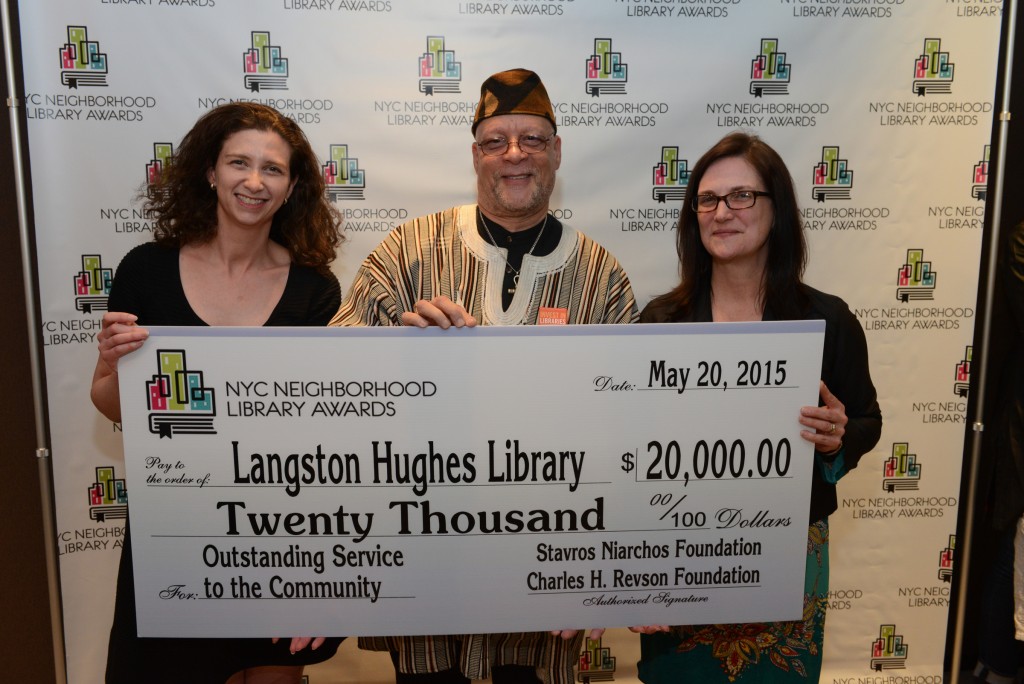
923;148;988;230
603;145;685;234
896;249;936;302
419;36;461;95
707;37;828;129
870;624;909;671
552;38;669;128
60;26;107;88
145;350;217;438
323;144;367;201
196;30;333;123
750;39;790;97
74;254;112;314
972;145;990;201
372;35;473;127
88;466;128;522
938;535;955;582
913;39;954;96
578;635;617;682
882;442;920;493
244;31;289;92
651;147;690;203
953;346;971;397
811;146;853;202
585;38;627;97
872;36;992;127
146;143;174;188
58;463;126;558
24;25;157;122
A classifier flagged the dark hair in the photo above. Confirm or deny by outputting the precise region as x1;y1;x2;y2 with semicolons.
145;102;342;271
646;131;808;320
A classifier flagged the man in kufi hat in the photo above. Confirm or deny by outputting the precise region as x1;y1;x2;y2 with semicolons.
329;70;637;680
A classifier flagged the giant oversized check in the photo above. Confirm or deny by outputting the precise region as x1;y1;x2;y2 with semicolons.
118;322;824;637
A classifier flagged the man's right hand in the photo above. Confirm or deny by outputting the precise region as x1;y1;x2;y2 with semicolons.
401;296;478;329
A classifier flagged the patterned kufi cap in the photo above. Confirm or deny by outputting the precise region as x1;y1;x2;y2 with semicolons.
472;68;556;134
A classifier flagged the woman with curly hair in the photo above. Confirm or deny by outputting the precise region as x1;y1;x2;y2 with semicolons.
91;102;344;684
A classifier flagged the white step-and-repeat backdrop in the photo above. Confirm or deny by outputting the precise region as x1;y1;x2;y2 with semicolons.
17;1;1002;682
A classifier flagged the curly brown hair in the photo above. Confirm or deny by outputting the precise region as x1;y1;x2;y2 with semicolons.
145;102;342;271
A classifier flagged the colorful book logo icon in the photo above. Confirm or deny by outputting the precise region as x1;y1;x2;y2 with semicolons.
870;624;909;671
882;442;921;492
73;254;112;314
87;466;127;522
585;38;628;97
60;26;108;88
938;535;955;582
811;146;853;202
750;38;790;97
913;38;954;96
895;249;936;303
323;144;366;201
145;349;216;438
243;31;289;92
418;36;461;95
652;146;690;203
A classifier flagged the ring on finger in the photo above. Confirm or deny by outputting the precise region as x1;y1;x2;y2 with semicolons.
828;422;836;435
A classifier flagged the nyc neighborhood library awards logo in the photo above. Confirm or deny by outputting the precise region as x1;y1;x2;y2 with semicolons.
145;350;216;438
24;26;155;122
60;26;107;88
749;39;790;97
925;146;987;229
419;36;461;95
870;39;990;126
74;254;112;313
870;625;909;671
241;31;286;92
972;145;990;201
897;249;936;302
244;31;288;92
811;146;852;202
42;254;107;347
914;38;954;95
146;142;173;188
707;39;827;129
652;146;690;203
59;465;126;557
88;466;127;522
586;39;628;97
938;534;955;582
578;635;617;683
883;442;921;492
954;345;971;397
323;144;366;201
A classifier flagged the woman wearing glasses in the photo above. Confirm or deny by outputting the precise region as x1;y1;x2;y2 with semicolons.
634;132;881;683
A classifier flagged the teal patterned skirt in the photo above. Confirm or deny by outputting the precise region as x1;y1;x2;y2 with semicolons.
638;520;829;683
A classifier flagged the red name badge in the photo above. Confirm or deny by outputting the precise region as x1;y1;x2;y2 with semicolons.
536;307;569;325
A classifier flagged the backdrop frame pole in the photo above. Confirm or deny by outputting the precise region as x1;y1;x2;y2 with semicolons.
1;1;68;681
948;1;1018;681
